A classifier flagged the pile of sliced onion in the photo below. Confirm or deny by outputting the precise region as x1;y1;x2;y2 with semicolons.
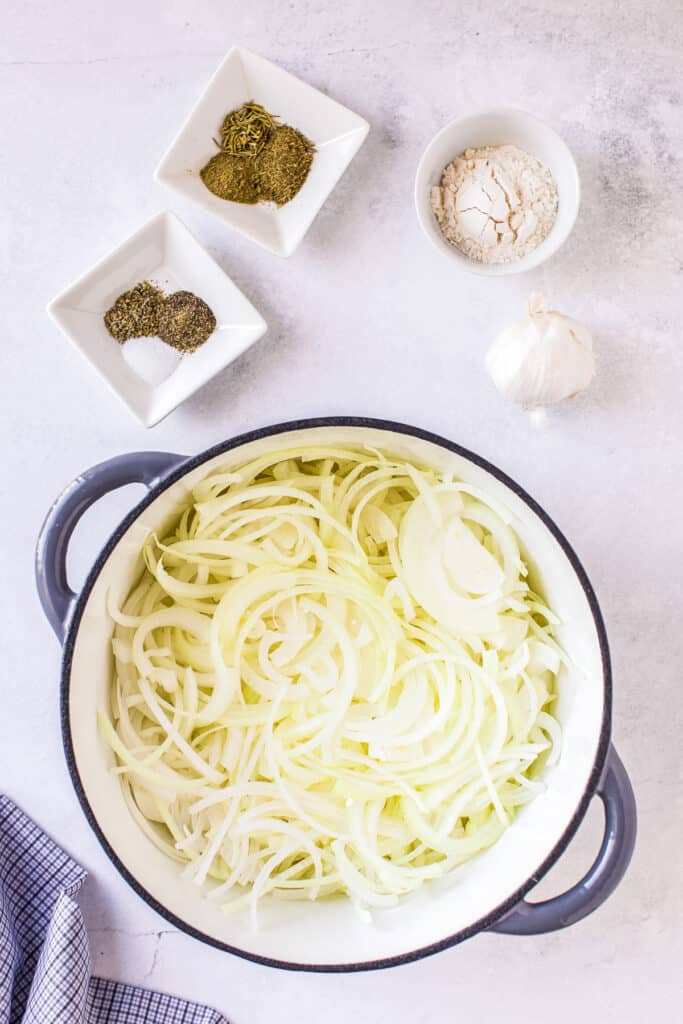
104;445;562;924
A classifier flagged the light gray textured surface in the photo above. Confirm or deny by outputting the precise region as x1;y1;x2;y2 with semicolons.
1;1;681;1021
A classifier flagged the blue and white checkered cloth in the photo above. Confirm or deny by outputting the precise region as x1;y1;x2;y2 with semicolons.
0;796;228;1024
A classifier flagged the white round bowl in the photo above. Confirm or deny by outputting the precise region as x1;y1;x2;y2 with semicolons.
415;109;580;276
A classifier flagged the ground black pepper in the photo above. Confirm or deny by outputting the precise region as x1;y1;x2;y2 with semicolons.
157;291;217;353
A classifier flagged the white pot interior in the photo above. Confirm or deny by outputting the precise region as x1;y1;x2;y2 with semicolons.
67;425;606;966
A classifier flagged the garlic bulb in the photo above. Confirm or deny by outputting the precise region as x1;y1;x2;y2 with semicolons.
485;294;594;411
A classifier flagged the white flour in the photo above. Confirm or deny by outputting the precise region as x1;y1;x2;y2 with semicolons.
430;145;558;264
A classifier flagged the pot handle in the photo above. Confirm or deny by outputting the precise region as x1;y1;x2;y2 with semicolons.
35;451;187;643
490;745;636;935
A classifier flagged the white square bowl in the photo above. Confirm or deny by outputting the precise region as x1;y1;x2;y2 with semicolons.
154;47;370;257
47;211;267;427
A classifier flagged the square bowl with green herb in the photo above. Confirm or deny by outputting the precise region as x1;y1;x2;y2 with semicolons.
154;48;369;257
47;211;267;427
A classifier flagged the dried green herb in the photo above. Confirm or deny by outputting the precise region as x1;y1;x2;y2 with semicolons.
255;124;314;206
215;101;274;156
104;281;216;354
200;101;315;207
104;281;164;343
200;152;260;204
158;291;217;353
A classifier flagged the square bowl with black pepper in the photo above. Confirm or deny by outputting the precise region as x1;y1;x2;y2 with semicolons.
47;211;267;427
154;47;370;257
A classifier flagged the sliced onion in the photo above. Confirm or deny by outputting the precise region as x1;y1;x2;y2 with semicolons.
103;444;561;923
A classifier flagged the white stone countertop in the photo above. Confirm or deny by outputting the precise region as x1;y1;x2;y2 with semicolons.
1;1;681;1021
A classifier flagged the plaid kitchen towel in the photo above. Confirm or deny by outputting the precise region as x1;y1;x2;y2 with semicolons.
0;796;227;1024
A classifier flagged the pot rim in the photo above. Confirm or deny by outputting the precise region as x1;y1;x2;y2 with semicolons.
60;416;612;972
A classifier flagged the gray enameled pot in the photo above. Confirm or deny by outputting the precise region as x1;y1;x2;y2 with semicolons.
35;418;636;972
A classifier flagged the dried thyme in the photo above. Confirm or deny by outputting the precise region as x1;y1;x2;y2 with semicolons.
256;125;314;206
103;281;164;343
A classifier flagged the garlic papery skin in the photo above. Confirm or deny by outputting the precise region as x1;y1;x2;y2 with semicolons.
485;294;594;410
